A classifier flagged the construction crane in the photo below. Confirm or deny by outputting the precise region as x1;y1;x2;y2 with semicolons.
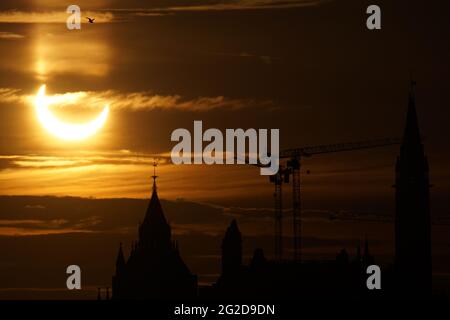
269;165;291;261
271;138;401;262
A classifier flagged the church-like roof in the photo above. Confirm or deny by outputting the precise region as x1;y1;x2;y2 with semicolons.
138;177;171;248
142;184;168;228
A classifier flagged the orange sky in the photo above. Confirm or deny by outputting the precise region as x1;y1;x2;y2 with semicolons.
1;0;450;298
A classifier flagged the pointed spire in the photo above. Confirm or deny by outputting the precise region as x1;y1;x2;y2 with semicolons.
403;80;422;146
115;242;126;274
395;81;432;295
139;162;171;248
143;165;167;226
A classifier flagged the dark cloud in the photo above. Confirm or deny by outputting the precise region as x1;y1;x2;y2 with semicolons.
112;0;328;12
1;195;447;238
0;0;327;11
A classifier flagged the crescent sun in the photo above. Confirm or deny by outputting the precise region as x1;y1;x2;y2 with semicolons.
34;85;109;141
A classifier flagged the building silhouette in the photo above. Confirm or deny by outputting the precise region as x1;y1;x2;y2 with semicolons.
206;83;432;298
110;83;432;299
394;81;432;296
207;219;377;299
112;172;197;299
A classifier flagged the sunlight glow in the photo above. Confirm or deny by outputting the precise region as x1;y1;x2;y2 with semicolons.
34;85;109;141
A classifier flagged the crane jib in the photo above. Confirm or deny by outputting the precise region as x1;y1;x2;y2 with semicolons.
270;137;401;262
279;138;401;159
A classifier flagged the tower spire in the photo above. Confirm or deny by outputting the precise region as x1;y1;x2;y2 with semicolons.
395;81;431;296
115;242;126;275
403;80;421;146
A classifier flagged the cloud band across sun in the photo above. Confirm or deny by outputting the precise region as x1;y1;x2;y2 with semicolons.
0;87;275;112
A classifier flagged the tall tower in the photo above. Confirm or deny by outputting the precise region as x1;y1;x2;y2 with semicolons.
394;82;431;295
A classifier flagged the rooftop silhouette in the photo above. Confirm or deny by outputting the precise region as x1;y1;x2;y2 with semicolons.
112;163;197;299
111;83;432;299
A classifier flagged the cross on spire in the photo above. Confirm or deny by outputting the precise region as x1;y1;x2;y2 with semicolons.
152;160;158;191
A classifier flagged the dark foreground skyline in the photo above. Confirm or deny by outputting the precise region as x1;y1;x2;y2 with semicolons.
0;0;450;299
109;84;435;299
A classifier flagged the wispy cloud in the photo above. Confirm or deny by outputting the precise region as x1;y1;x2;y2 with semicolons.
0;87;274;112
0;88;21;102
0;1;328;24
0;217;98;236
0;31;24;39
24;204;46;210
0;11;113;23
0;151;170;171
90;91;273;111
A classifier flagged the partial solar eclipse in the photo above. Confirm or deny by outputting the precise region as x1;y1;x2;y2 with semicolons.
34;85;109;141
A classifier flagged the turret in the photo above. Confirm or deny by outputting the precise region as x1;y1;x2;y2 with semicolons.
221;219;242;276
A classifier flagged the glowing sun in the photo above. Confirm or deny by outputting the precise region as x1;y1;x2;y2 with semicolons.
34;85;109;141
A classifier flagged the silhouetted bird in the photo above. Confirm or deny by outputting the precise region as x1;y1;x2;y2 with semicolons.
86;17;95;23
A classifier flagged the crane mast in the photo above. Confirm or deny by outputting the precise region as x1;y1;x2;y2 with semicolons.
269;166;290;261
287;157;301;262
270;137;401;262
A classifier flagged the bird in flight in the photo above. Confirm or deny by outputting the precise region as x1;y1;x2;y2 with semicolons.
86;17;95;23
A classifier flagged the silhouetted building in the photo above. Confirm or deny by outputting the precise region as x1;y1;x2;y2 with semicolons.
110;83;433;300
209;220;376;299
112;172;197;299
394;82;432;295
